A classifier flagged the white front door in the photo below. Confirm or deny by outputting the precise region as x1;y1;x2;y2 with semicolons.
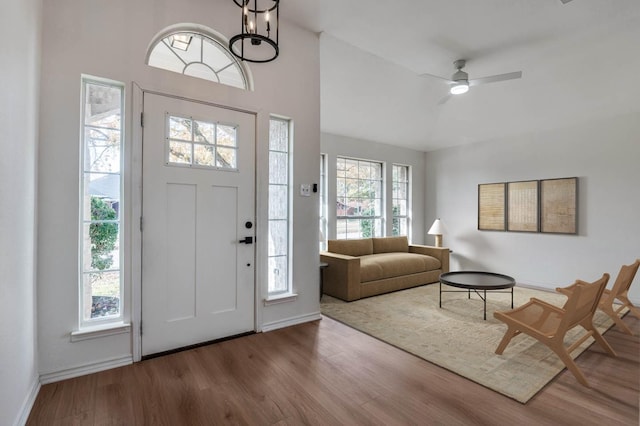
141;93;255;356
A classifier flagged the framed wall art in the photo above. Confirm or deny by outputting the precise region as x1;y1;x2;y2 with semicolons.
507;180;539;232
540;177;577;234
478;183;506;231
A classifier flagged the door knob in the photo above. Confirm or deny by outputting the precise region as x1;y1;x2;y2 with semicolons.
238;236;253;244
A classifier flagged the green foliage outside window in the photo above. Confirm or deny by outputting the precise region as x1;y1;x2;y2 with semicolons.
392;205;400;236
90;196;118;270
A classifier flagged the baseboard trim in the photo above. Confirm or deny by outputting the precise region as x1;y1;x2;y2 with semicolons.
261;311;322;332
15;376;40;426
39;355;133;384
516;282;556;292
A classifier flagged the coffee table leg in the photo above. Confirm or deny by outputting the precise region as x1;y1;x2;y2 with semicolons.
439;281;442;308
511;287;514;309
483;290;486;320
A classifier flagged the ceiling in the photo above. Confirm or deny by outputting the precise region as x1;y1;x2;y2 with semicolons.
282;0;640;151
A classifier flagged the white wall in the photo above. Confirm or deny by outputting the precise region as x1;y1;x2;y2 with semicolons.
425;112;640;302
38;0;320;377
0;0;41;424
321;133;427;244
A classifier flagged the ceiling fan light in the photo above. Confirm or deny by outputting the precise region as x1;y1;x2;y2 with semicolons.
450;82;469;95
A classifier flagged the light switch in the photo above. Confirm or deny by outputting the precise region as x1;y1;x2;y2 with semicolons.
300;184;311;197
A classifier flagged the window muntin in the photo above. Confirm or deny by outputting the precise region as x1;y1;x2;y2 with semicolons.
166;114;238;169
392;164;410;237
268;118;291;295
336;157;383;239
80;78;124;326
147;31;249;90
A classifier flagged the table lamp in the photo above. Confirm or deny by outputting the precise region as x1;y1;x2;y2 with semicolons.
428;218;446;248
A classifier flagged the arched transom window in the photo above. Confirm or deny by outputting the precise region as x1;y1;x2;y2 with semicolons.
147;28;251;90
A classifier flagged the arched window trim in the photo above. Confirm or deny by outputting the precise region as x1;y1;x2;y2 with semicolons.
145;23;254;91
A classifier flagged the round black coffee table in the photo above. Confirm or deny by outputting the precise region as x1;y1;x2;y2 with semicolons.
439;271;516;320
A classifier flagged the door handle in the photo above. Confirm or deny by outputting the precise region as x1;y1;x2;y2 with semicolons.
239;236;253;244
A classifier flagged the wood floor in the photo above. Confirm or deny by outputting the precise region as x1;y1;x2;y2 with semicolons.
28;315;639;425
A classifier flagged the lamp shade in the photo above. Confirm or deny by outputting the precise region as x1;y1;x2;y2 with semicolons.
428;218;446;248
428;218;446;235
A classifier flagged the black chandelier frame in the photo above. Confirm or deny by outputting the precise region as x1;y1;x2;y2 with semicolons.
229;0;279;63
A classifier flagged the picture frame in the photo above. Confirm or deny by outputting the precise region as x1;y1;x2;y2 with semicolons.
507;180;539;232
478;183;506;231
540;177;577;234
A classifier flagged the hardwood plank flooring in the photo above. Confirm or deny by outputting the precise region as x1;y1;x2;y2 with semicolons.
28;315;639;425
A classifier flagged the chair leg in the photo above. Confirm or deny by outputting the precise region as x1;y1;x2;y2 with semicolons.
549;342;590;387
618;295;640;319
602;305;634;335
582;321;617;356
495;327;519;355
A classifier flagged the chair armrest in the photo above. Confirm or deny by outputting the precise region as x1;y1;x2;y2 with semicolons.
556;281;580;296
320;251;362;301
408;245;450;273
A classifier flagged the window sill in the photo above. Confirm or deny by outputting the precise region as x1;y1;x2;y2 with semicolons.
70;322;131;342
264;293;298;306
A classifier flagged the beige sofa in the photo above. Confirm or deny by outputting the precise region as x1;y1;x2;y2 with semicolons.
320;236;449;302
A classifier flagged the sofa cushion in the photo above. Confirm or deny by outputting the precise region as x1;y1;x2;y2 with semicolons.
328;238;373;257
372;236;409;254
359;253;441;282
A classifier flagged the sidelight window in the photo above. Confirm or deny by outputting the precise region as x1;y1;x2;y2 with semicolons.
79;77;124;326
268;117;292;295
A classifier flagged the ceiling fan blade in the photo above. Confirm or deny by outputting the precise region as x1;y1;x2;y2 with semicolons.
437;94;452;105
469;71;522;87
560;0;573;4
420;72;453;84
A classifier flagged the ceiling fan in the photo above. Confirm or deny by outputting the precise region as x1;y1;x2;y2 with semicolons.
421;59;522;105
560;0;574;3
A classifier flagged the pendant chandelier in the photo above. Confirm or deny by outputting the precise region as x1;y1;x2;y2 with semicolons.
229;0;279;63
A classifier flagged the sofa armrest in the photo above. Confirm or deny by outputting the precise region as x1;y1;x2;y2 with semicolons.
408;245;450;273
320;251;362;301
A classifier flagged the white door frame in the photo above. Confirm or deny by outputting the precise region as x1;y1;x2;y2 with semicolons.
130;83;263;362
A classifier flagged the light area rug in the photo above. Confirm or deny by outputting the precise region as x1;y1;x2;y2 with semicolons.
321;284;620;403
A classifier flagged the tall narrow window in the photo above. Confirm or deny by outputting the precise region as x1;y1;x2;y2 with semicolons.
336;157;383;239
392;164;410;237
268;118;291;295
319;154;327;250
80;77;124;326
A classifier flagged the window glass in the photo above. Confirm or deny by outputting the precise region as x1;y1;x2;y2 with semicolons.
392;164;410;237
167;115;238;170
147;31;249;90
268;118;291;295
319;154;327;250
80;78;124;325
336;157;383;239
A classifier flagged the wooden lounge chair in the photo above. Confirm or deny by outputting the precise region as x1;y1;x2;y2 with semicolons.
494;274;616;387
557;259;640;335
